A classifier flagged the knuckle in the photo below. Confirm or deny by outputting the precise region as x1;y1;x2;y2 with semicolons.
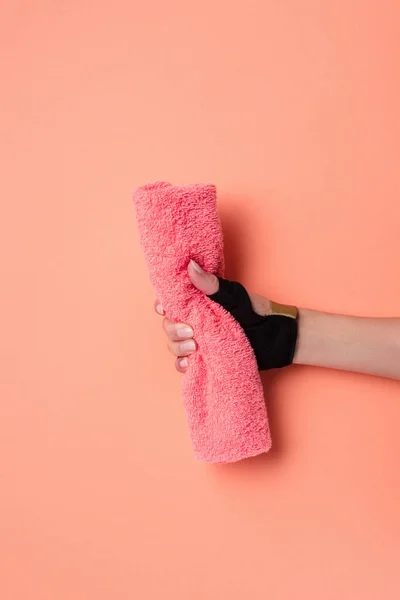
163;318;178;340
167;341;180;357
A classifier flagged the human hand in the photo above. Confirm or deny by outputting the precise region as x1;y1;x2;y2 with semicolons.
155;260;280;374
156;261;400;382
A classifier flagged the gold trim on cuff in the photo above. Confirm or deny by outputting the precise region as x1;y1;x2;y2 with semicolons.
268;300;298;320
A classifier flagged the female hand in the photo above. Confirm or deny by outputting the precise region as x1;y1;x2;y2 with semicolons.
154;260;400;380
154;260;272;374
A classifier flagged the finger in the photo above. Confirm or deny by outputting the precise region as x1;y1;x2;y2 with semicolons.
175;356;189;373
167;338;197;357
154;299;165;315
162;317;194;342
188;260;219;295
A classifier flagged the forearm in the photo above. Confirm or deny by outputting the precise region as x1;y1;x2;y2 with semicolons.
293;309;400;380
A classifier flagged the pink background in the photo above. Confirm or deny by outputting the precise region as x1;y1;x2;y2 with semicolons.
1;2;400;599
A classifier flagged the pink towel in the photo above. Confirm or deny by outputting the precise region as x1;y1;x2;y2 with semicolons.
134;182;271;462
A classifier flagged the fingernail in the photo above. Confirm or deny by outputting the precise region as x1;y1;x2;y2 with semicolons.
177;326;194;339
156;304;164;315
190;259;204;274
181;340;196;352
179;357;188;368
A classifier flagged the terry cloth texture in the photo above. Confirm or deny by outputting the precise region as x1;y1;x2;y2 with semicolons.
133;182;271;463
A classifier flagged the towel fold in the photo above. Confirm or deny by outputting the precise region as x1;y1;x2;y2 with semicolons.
134;182;271;462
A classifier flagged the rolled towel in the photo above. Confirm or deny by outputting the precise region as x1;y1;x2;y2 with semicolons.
133;182;271;462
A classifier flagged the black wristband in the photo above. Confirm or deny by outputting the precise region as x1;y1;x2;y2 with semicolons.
208;277;298;371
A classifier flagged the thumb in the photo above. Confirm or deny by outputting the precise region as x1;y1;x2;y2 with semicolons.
188;260;219;295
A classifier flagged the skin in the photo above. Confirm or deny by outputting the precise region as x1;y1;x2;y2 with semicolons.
155;260;400;381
